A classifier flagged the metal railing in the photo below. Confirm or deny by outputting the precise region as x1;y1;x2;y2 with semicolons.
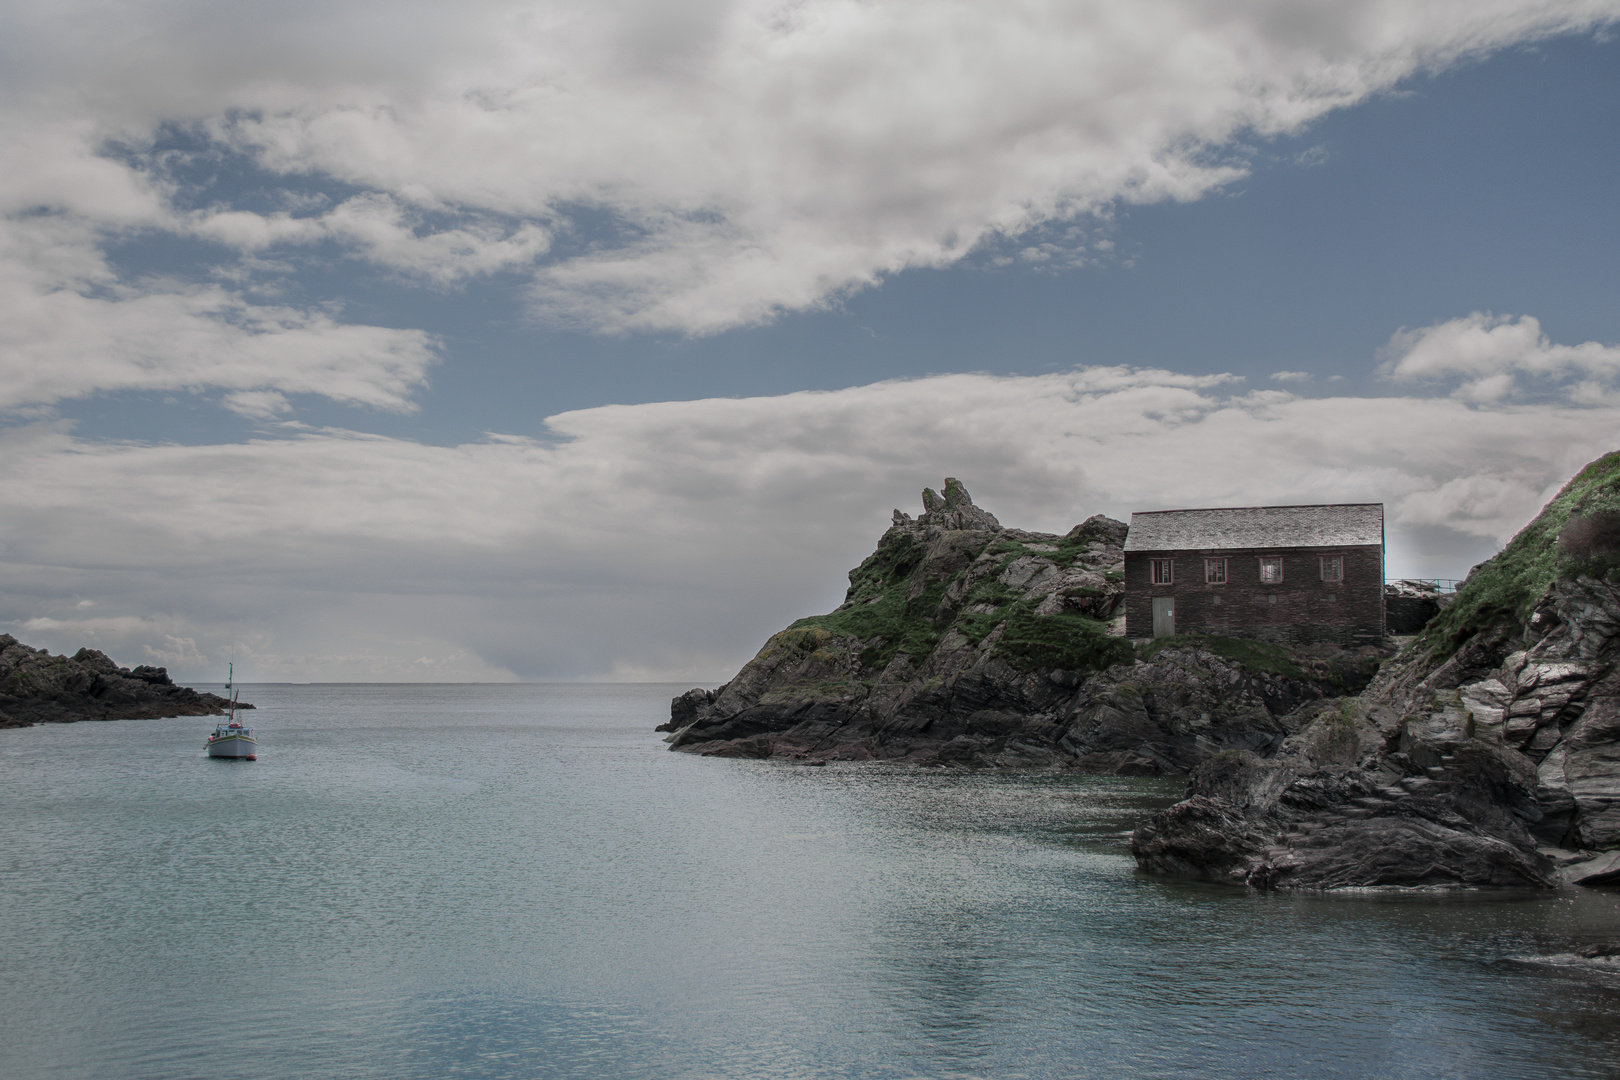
1386;577;1463;594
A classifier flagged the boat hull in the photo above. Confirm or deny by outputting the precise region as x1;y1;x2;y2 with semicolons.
207;734;257;760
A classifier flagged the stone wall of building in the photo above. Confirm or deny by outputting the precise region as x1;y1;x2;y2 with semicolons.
1124;544;1385;645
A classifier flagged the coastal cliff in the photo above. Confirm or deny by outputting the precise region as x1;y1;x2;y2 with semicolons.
662;480;1377;770
0;634;241;728
1132;450;1620;890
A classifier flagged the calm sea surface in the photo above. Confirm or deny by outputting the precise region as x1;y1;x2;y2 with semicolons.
3;683;1619;1080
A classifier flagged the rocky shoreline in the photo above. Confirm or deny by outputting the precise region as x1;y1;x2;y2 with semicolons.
660;479;1381;771
665;455;1620;892
1130;451;1620;891
0;634;242;728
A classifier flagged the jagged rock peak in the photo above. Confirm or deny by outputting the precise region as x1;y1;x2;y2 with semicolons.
1066;514;1128;547
895;477;1002;533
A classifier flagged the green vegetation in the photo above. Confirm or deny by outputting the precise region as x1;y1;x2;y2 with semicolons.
1049;536;1099;568
791;575;953;670
991;603;1133;672
1136;634;1308;680
760;626;844;664
986;529;1113;569
1420;450;1620;657
952;611;1002;646
1299;697;1363;761
1335;696;1360;725
789;530;951;666
842;531;927;604
952;575;1024;645
791;530;955;668
757;678;874;707
790;521;1131;677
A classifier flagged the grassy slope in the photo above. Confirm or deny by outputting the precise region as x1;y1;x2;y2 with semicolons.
790;528;1132;675
1419;450;1620;656
1136;634;1308;680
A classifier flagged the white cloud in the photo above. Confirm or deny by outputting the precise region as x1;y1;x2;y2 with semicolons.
1;0;1615;360
1;367;1613;681
1380;312;1620;402
1270;370;1312;382
188;194;554;283
143;635;207;669
222;390;293;421
0;259;440;413
0;174;441;414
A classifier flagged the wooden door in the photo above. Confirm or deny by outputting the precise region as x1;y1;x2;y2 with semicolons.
1152;596;1175;638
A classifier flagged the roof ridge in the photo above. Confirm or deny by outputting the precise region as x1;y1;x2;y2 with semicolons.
1123;503;1384;553
1133;502;1383;515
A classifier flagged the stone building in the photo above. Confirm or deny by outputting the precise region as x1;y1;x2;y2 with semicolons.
1123;504;1385;645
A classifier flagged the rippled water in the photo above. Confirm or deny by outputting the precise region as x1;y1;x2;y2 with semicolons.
3;683;1619;1080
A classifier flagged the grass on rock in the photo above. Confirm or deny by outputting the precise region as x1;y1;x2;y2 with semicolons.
1421;450;1620;658
790;523;1131;676
1137;634;1308;680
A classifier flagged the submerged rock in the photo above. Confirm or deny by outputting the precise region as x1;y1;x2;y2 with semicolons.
0;634;239;727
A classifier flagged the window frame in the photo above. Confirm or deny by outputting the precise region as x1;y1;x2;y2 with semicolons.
1151;558;1174;585
1320;555;1344;583
1258;556;1284;584
1205;558;1227;585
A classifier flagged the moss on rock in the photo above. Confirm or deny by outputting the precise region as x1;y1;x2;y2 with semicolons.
991;604;1133;673
1137;634;1309;680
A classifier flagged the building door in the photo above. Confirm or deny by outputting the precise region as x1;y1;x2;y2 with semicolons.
1152;597;1175;639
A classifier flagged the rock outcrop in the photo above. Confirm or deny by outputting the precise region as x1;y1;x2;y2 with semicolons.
1384;579;1445;634
662;480;1378;770
0;635;241;728
1132;450;1620;890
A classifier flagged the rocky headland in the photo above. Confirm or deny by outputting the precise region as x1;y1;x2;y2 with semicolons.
0;634;241;728
661;479;1380;771
667;455;1620;892
1132;450;1620;890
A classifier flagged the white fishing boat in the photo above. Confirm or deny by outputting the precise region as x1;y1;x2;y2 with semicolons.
206;663;256;760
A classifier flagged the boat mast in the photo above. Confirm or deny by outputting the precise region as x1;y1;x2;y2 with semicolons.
226;661;237;724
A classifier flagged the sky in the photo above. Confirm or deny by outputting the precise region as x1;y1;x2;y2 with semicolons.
4;0;1620;683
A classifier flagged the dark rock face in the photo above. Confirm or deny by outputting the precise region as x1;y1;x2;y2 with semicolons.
1132;450;1620;891
1130;796;1273;882
1126;585;1620;891
1127;673;1563;890
0;635;241;728
663;481;1375;773
1385;579;1443;634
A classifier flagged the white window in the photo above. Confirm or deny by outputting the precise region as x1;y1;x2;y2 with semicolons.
1205;558;1227;584
1320;555;1344;582
1151;559;1174;585
1259;557;1283;584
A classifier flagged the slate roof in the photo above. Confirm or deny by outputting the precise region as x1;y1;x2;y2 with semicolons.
1123;504;1383;552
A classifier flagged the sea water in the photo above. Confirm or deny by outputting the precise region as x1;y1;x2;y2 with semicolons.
2;683;1618;1080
